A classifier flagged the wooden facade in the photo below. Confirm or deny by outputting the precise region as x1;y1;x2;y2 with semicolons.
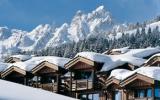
102;73;160;100
120;73;155;100
1;66;32;85
31;61;67;94
65;56;104;99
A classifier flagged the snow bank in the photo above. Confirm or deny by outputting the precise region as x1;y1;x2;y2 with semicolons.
6;56;71;71
76;52;145;72
0;79;76;100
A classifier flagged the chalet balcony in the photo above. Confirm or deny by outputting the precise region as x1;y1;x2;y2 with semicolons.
64;79;93;91
32;83;58;92
72;79;93;91
129;97;153;100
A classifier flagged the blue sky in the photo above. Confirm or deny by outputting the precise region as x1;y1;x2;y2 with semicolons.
0;0;160;31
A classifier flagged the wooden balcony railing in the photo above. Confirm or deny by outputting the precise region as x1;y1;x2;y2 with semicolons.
72;79;93;91
129;97;153;100
32;83;58;92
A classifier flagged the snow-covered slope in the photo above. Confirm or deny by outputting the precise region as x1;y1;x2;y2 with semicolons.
109;21;160;40
0;79;76;100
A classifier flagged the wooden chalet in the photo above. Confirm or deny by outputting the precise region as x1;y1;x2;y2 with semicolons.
120;73;157;100
2;49;160;100
31;61;67;93
1;66;33;85
102;68;135;100
104;77;122;100
65;55;104;99
103;66;160;100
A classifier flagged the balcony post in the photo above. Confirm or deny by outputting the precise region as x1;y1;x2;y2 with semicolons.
56;74;60;93
152;85;155;100
24;76;27;85
92;69;95;89
36;76;38;88
75;80;77;91
70;71;72;92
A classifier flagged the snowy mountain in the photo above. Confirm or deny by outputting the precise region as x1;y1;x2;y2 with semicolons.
19;24;54;51
0;5;160;58
68;6;113;42
0;5;114;55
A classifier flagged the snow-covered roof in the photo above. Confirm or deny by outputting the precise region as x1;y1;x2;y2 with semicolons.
124;47;160;58
11;54;32;61
110;67;160;81
0;62;10;72
76;52;145;72
112;46;130;54
131;67;160;81
0;79;76;100
144;53;160;64
6;56;71;71
76;52;111;63
101;54;145;71
109;69;131;80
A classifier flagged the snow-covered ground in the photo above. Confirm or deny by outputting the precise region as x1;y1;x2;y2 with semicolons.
0;79;76;100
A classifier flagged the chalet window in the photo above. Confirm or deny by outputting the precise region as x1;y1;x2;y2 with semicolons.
155;88;160;98
114;91;122;100
147;88;152;97
88;94;99;100
134;88;152;98
80;94;99;100
74;71;92;80
41;76;54;84
134;89;145;98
